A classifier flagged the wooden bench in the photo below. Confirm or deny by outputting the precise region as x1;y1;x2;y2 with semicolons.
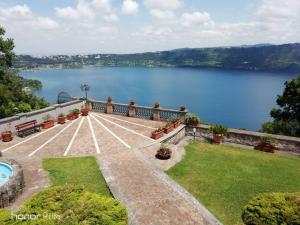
15;120;41;137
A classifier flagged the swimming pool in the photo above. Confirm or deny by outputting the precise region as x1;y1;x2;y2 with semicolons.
0;162;13;186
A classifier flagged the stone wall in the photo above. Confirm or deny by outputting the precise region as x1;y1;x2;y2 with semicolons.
161;125;186;144
186;125;300;153
0;159;25;208
0;100;84;133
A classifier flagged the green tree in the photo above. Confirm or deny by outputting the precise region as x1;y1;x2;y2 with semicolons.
0;26;48;119
261;76;300;137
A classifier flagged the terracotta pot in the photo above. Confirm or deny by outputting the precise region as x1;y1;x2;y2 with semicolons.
151;130;164;140
173;120;181;128
42;120;55;129
255;142;276;153
81;108;89;116
164;126;174;134
212;134;224;143
190;119;200;127
67;114;77;120
1;131;13;142
57;116;66;124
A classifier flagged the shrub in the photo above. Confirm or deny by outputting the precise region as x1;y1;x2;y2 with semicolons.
185;113;200;126
209;124;228;135
1;185;127;225
42;114;54;122
70;108;80;115
58;113;65;117
261;136;277;144
242;192;300;225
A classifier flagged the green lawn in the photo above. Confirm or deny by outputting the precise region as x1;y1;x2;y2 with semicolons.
167;142;300;225
43;156;111;197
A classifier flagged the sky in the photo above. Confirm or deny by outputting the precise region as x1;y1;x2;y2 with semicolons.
0;0;299;55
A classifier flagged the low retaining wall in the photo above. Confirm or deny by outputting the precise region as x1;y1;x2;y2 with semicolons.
186;125;300;153
0;159;25;208
161;125;186;144
0;100;84;133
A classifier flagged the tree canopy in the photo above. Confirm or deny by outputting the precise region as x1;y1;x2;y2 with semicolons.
0;26;48;119
261;76;300;137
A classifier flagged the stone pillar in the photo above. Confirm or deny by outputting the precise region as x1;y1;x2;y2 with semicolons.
128;106;136;117
85;101;92;111
106;97;113;114
152;108;160;121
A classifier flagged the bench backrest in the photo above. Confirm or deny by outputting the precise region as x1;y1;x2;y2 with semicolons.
15;120;37;130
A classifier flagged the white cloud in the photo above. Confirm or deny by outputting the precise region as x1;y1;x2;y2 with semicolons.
144;0;182;11
149;9;175;20
144;0;182;20
92;0;112;12
55;0;94;21
0;4;58;29
103;13;119;22
181;11;214;28
122;0;139;15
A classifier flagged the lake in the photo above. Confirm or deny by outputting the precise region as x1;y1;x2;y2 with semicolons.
20;67;298;131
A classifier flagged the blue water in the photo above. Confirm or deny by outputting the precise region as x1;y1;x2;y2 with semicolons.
0;163;13;186
20;67;298;131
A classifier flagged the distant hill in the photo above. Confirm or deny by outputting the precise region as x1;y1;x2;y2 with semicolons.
14;43;300;72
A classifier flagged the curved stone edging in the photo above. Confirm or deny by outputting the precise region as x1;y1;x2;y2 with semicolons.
0;158;25;208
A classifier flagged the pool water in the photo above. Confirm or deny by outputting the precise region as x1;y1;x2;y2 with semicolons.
0;163;13;186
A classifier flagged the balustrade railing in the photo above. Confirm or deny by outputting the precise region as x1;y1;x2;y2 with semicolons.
113;103;129;116
88;99;187;122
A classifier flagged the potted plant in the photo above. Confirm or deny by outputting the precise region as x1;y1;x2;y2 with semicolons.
129;100;135;106
42;115;55;129
209;124;228;143
57;113;66;124
170;117;181;128
185;113;201;126
156;147;172;160
154;102;160;108
255;136;278;153
81;107;89;116
151;128;164;140
1;122;13;142
67;109;80;120
180;105;186;111
163;122;174;134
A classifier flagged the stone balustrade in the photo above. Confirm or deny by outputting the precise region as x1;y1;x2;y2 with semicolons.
88;98;187;122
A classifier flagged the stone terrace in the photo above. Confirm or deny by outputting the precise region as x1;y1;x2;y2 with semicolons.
0;112;221;225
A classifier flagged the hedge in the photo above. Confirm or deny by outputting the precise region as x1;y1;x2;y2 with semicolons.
0;185;127;225
242;192;300;225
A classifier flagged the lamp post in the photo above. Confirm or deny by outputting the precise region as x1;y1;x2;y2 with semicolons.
80;84;90;100
193;127;196;141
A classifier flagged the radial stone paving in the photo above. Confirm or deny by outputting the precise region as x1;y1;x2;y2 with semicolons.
0;112;220;225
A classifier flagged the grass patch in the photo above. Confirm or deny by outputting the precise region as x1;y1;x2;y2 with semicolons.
167;142;300;225
43;156;111;197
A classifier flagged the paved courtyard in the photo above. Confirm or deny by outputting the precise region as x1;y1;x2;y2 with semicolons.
0;112;220;225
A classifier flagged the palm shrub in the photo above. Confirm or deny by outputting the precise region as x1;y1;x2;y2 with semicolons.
0;185;127;225
209;124;228;135
242;192;300;225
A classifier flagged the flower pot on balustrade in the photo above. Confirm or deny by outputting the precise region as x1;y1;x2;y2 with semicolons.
81;108;89;116
164;124;174;134
42;120;55;129
173;120;181;128
1;131;13;142
151;129;164;140
212;134;224;144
